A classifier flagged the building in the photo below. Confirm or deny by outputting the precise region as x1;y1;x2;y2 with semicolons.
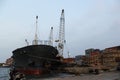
62;58;75;64
85;48;101;66
102;46;120;67
75;55;87;66
5;57;13;66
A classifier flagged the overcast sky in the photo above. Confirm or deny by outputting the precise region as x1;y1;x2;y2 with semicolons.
0;0;120;62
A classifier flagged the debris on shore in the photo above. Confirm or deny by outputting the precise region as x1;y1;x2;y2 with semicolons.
62;67;90;75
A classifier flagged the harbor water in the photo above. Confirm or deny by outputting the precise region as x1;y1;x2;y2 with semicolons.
0;67;10;80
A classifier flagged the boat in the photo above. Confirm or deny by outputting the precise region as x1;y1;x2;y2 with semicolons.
12;45;60;75
11;16;61;77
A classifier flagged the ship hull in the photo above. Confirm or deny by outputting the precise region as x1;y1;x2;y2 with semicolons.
12;45;60;76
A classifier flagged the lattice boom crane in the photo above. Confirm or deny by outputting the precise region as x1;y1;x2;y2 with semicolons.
57;9;65;57
49;27;53;46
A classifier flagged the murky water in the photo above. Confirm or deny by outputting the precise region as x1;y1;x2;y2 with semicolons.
0;67;10;80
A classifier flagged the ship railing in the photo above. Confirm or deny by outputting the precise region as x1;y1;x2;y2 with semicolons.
32;40;52;46
38;40;51;45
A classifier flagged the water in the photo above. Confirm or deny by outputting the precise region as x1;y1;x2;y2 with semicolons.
0;67;10;80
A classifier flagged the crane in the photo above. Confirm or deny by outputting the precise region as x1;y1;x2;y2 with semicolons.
49;27;53;46
33;16;39;45
57;9;65;57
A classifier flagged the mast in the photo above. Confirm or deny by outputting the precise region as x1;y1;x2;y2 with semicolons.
33;16;39;45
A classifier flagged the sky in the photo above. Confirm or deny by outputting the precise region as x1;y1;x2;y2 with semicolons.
0;0;120;62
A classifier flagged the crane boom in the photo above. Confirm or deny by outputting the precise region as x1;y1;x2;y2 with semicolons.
33;16;39;45
49;27;53;46
57;9;65;57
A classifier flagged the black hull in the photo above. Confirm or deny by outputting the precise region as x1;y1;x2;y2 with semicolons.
12;45;60;72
